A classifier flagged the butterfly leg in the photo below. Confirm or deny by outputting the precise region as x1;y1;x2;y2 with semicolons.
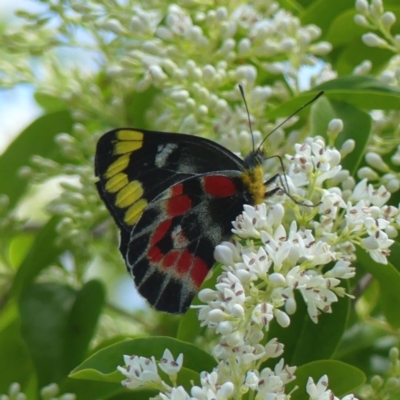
264;174;282;198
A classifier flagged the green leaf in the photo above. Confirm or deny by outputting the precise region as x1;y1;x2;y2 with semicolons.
70;337;216;384
310;97;371;176
355;247;400;329
19;283;77;387
8;232;36;268
324;9;365;47
62;378;128;400
18;280;105;390
0;316;33;393
336;323;387;374
300;0;353;35
63;280;106;376
0;110;73;208
288;360;365;400
10;217;63;299
34;92;66;112
124;86;160;128
314;76;400;110
267;90;325;119
266;290;350;367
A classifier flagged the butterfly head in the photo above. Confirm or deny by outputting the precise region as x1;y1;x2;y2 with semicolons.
243;148;265;169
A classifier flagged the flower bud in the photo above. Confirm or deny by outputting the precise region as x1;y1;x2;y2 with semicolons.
362;33;387;48
355;0;369;13
99;19;126;35
353;60;372;75
381;11;396;28
328;118;343;135
365;152;390;172
357;166;379;180
354;14;369;27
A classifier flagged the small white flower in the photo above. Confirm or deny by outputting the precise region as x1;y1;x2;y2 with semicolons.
306;375;329;399
252;302;274;327
159;349;183;377
325;260;355;279
245;370;259;390
159;386;191;400
118;355;161;389
264;338;284;359
367;184;390;207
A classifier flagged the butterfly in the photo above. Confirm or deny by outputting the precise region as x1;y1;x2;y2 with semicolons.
94;91;323;314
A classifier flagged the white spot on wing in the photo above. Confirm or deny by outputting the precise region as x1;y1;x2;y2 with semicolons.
155;143;178;167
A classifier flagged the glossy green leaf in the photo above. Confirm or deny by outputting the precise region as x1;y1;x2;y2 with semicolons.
19;283;77;387
314;76;400;110
288;360;365;400
270;76;400;121
324;9;365;47
18;280;104;390
300;0;353;34
337;44;393;76
8;232;35;268
34;92;66;112
267;90;326;119
124;86;159;128
335;323;387;374
355;247;400;329
63;280;106;376
388;241;400;273
105;389;158;400
62;379;127;400
0;317;33;393
71;337;216;384
10;217;63;299
0;110;73;208
266;290;350;367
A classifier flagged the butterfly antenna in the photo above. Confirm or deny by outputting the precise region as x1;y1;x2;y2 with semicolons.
257;90;324;152
239;84;255;153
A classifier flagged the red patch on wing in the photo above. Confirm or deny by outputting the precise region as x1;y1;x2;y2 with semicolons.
203;175;237;197
175;250;193;275
148;246;163;263
150;219;172;246
191;257;210;288
160;248;209;289
163;250;180;269
171;183;183;196
167;193;192;217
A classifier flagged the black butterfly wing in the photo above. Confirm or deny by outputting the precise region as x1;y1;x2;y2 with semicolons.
95;128;246;240
124;171;253;313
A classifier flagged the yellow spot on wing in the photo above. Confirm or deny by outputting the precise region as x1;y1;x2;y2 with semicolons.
114;141;142;155
115;180;144;208
117;130;144;141
105;173;128;193
124;198;148;225
240;166;265;205
105;154;130;178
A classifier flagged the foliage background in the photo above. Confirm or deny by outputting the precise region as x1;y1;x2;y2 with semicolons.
1;0;400;399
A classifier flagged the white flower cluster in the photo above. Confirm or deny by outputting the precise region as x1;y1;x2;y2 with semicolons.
307;375;357;400
117;349;235;400
117;134;393;399
354;0;398;52
118;349;182;390
0;382;76;400
100;2;332;155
